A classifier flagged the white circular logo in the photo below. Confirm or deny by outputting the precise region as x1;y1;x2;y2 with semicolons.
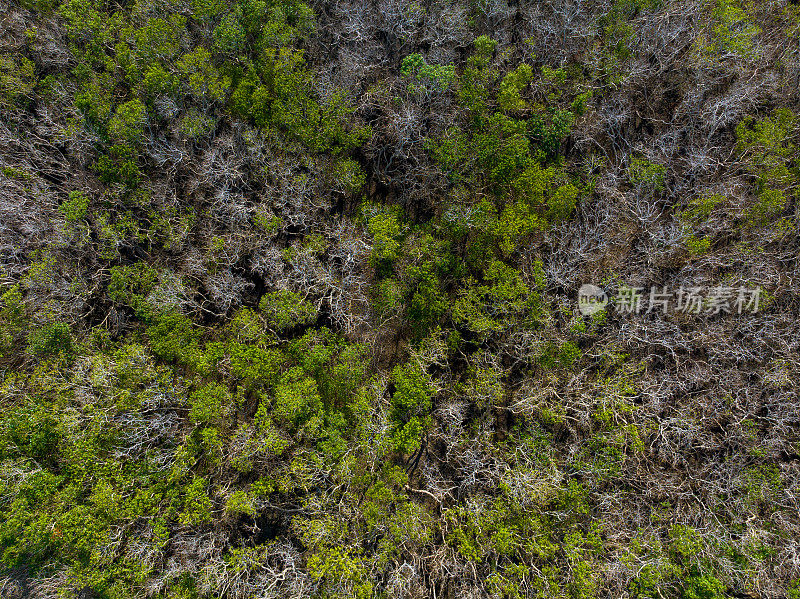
578;284;608;316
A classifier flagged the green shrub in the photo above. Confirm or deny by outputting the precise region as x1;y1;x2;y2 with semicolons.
189;383;228;425
697;0;761;61
390;363;433;425
628;157;666;194
141;64;179;97
453;260;541;337
225;490;256;517
268;367;323;436
95;144;141;187
331;158;366;195
178;110;216;140
0;55;36;109
27;322;74;357
458;36;498;115
367;210;404;270
259;289;317;332
407;262;447;336
0;286;26;357
60;191;90;222
75;80;112;125
547;183;580;222
177;48;230;103
474;112;532;189
108;99;146;143
180;477;213;526
401;53;456;96
108;262;159;315
736;109;797;226
147;312;202;366
213;6;246;56
226;342;285;389
686;234;711;256
498;64;533;112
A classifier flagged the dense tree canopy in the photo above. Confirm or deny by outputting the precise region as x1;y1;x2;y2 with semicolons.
1;0;800;597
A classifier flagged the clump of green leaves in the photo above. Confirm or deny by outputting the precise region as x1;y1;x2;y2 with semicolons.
696;0;761;62
498;64;533;112
60;191;90;222
189;382;228;425
27;322;74;358
108;99;146;143
259;289;317;332
108;262;159;316
389;362;434;454
0;55;36;109
401;54;456;97
628;157;666;195
367;209;405;272
736;108;798;226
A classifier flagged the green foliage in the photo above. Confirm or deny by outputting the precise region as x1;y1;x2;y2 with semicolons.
539;341;582;370
372;277;404;319
74;74;113;123
498;64;533;112
407;261;447;336
213;7;246;56
95;144;141;187
147;312;203;367
736;108;798;226
331;158;367;195
547;183;580;222
628;157;666;194
401;53;456;96
141;64;179;97
473;35;498;63
178;110;216;140
27;322;75;358
474;112;532;189
686;234;711;256
367;209;404;271
224;490;256;517
241;0;316;47
527;108;574;159
0;286;26;358
679;193;723;224
600;0;659;61
453;259;543;337
459;37;499;115
259;289;316;332
306;545;373;599
267;367;323;436
177;47;230;103
224;342;285;389
425;126;469;180
389;362;433;453
571;90;594;116
60;191;91;222
0;55;36;109
189;382;227;425
697;0;761;61
233;50;367;152
108;100;146;144
108;262;159;315
677;194;722;256
180;477;213;526
191;0;226;20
